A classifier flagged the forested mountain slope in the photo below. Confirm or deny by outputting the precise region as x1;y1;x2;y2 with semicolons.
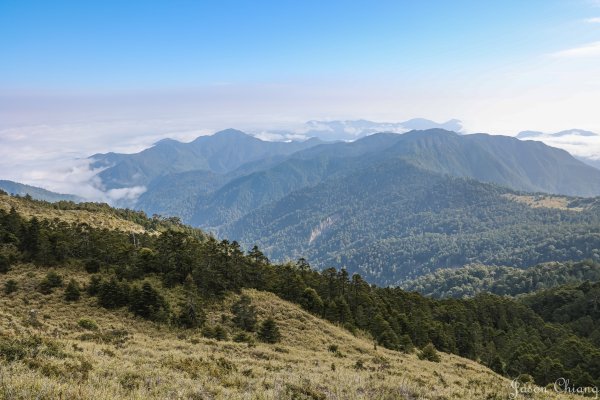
0;192;597;394
225;158;600;284
123;130;600;286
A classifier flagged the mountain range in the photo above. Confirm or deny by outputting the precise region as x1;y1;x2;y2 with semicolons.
6;126;600;285
517;129;599;139
81;128;600;285
255;118;465;141
90;129;324;190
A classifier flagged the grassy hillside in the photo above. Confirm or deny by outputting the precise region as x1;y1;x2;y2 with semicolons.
0;193;148;234
0;264;568;400
0;180;81;203
0;192;205;238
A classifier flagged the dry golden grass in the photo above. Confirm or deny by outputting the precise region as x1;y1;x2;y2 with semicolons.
502;194;584;211
0;194;147;233
0;264;577;400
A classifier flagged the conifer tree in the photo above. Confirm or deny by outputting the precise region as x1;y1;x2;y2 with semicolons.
300;287;324;314
64;278;81;301
258;317;281;343
232;294;257;331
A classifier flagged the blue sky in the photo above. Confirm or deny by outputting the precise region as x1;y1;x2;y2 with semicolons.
1;0;597;89
2;0;600;197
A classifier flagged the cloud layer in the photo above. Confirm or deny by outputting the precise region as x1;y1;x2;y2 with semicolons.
552;41;600;58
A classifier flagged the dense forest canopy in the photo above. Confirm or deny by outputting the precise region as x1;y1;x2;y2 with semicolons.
401;261;600;298
227;159;600;285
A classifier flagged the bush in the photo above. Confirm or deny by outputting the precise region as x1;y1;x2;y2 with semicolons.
64;279;81;301
258;318;281;344
78;329;129;345
3;279;18;295
84;259;101;274
176;300;205;329
39;271;63;294
77;318;98;331
0;335;66;362
233;332;254;343
202;325;228;341
418;343;441;362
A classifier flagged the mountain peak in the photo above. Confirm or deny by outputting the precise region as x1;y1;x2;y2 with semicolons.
410;128;459;136
212;128;252;138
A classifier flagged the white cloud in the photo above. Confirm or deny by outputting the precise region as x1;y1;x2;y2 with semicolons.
0;118;215;203
106;186;147;202
551;41;600;58
519;134;600;160
586;17;600;23
252;130;309;142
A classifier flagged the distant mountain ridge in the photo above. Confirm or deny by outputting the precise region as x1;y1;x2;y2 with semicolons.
91;129;324;190
0;180;80;203
255;118;464;141
517;129;599;139
137;128;600;228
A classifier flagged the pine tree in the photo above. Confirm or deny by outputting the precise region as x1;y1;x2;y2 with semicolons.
23;217;41;260
177;274;205;328
84;258;101;273
98;277;130;309
0;254;10;274
87;275;101;296
176;297;205;328
3;279;17;295
258;318;281;343
248;245;268;264
129;282;168;320
300;287;324;314
64;279;81;301
232;294;257;331
214;324;228;341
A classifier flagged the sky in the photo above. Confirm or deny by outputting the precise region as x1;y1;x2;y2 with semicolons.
2;0;600;197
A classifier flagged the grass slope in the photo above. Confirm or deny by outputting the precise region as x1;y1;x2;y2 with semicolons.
0;264;572;400
0;180;80;203
0;195;147;233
